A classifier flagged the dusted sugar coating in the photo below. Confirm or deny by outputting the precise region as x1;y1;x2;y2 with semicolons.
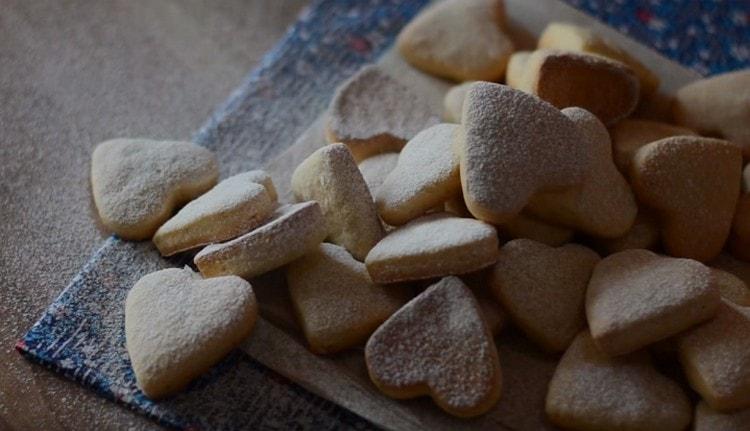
242;169;278;201
291;144;384;260
673;70;750;158
125;267;257;399
677;300;750;411
537;22;659;96
546;332;691;431
587;249;720;356
500;213;574;247
694;401;750;431
527;107;637;238
287;243;407;355
358;152;399;197
325;65;439;161
365;212;499;283
153;173;276;256
364;276;502;417
505;51;531;89
396;0;514;82
91;138;218;240
457;82;591;224
376;124;461;225
490;239;600;352
609;119;697;174
591;210;660;255
442;81;474;123
712;268;750;307
194;202;327;279
631;136;742;261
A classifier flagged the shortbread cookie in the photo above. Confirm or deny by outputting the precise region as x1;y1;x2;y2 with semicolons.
396;0;514;82
153;173;276;256
694;401;750;431
365;276;502;417
673;70;750;158
514;49;639;125
358;152;399;197
365;212;499;283
326;65;439;161
631;136;742;261
91;138;218;240
505;51;531;89
500;213;574;247
729;164;750;261
546;331;692;431
242;169;278;201
490;239;600;352
537;22;659;96
527;107;637;238
443;193;472;217
591;210;660;255
442;81;474;123
287;243;407;354
474;286;507;336
712;253;750;301
292;144;384;260
677;300;750;411
712;269;750;307
376;124;461;225
194;202;327;279
125;267;257;399
457;82;591;224
587;249;720;356
609;119;697;174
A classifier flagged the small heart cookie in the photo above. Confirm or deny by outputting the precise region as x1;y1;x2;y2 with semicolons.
505;51;531;89
442;81;474;123
587;249;720;356
396;0;514;82
545;331;692;431
194;201;327;279
365;212;499;283
292;143;385;260
590;209;660;255
500;213;574;247
125;267;257;399
457;82;591;224
527;107;637;238
631;136;742;261
694;401;750;431
91;138;218;240
677;300;750;411
609;119;697;174
242;169;278;201
712;268;750;307
376;124;461;225
365;276;502;417
326;65;439;162
286;243;407;354
490;239;600;352
153;172;276;256
358;153;400;197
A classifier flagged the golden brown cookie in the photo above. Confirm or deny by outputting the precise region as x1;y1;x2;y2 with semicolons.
442;81;475;123
505;51;531;89
694;401;750;431
712;268;750;307
609;118;697;174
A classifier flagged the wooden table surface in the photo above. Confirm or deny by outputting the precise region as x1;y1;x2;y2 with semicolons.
0;1;306;429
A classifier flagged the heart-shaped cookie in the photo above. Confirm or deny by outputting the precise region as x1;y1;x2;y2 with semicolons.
286;243;407;354
609;119;696;174
500;213;574;247
442;81;474;123
396;0;514;82
590;209;660;255
712;268;750;307
694;401;750;431
490;239;600;352
365;276;502;417
546;331;692;431
587;249;720;356
125;267;257;399
457;82;592;224
91;138;218;240
358;152;400;197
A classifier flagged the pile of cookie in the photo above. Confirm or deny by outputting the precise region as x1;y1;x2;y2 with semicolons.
89;0;750;428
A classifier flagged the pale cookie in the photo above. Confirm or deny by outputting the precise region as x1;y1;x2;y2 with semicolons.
396;0;514;82
545;331;692;431
500;213;574;247
358;152;399;197
442;81;474;123
591;210;660;255
537;22;659;96
458;82;591;224
291;144;384;260
91;138;218;240
527;107;637;238
286;243;407;354
194;202;327;279
125;267;257;399
365;276;502;417
514;49;640;126
326;65;439;162
712;269;750;307
153;173;276;256
365;212;499;283
242;169;278;201
673;70;750;158
376;124;461;225
677;300;750;411
694;401;750;431
490;239;600;352
586;249;720;356
609;119;697;174
505;51;531;89
631;136;742;261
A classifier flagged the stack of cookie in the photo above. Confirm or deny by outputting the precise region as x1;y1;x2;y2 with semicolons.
89;0;750;428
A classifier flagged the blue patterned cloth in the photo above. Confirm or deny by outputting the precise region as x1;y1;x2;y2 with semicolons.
17;0;749;430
